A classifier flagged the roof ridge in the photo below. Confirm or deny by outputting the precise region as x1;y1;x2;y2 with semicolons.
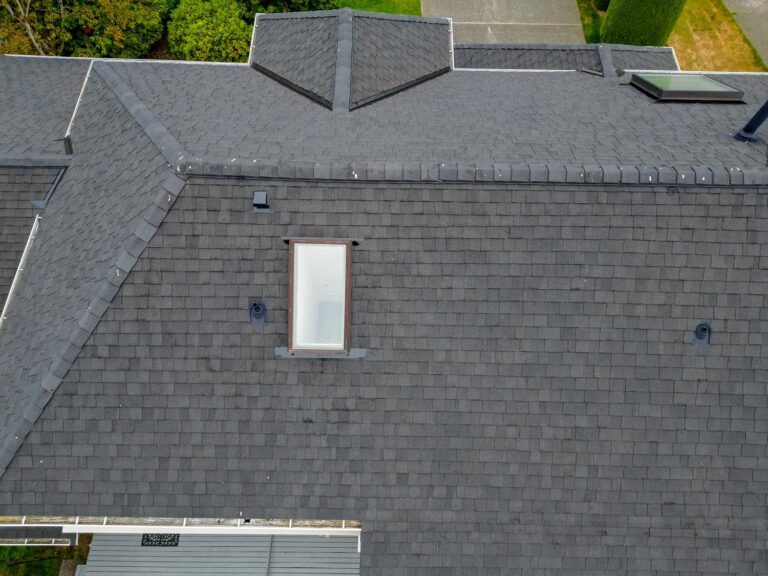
178;157;768;186
93;62;188;172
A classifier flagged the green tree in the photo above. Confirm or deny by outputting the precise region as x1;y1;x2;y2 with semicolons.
68;0;168;57
600;0;687;46
168;0;250;62
1;0;168;57
2;0;71;54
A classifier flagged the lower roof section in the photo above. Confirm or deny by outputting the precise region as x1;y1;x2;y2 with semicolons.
78;533;360;576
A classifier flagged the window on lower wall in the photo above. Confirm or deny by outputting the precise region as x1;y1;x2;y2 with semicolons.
289;239;352;354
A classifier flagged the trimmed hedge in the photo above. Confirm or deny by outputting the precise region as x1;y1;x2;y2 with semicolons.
600;0;687;46
595;0;610;11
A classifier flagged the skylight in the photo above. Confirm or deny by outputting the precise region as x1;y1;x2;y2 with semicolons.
630;73;744;102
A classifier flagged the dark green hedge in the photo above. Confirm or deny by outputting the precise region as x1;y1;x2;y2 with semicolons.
595;0;610;11
600;0;687;46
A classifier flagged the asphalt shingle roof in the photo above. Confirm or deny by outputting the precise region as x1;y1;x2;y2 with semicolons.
453;43;678;74
349;13;451;108
1;10;768;574
106;60;768;171
0;56;90;157
250;12;339;107
454;43;604;71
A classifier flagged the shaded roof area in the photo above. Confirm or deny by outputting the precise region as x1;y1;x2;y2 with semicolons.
250;12;339;107
453;43;678;73
107;59;768;169
0;56;90;157
0;68;179;474
454;43;603;71
0;167;61;308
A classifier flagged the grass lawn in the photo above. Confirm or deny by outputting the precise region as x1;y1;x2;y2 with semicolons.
574;0;766;71
668;0;766;71
0;537;90;576
575;0;604;44
339;0;421;15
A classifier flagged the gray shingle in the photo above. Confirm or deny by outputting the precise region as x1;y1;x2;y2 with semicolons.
251;12;338;107
350;13;451;109
1;178;767;575
454;43;602;72
0;56;90;156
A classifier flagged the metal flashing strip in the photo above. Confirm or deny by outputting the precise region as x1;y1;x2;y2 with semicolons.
31;167;66;209
448;17;455;70
4;54;248;66
670;47;681;71
453;68;577;72
619;69;768;76
63;59;94;155
248;13;260;66
0;215;40;332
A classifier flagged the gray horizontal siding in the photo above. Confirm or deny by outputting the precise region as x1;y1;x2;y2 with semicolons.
79;533;359;575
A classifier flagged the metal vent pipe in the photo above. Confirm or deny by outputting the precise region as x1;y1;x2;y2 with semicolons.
735;99;768;142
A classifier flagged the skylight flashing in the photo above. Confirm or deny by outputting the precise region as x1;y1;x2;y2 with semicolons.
630;72;745;102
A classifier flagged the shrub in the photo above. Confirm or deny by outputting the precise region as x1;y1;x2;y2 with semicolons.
67;0;168;58
600;0;687;46
168;0;251;62
595;0;610;11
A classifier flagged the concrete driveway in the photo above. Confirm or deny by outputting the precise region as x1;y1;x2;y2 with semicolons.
723;0;768;63
422;0;585;44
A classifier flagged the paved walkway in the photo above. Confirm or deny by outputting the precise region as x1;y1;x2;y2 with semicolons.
723;0;768;64
422;0;585;44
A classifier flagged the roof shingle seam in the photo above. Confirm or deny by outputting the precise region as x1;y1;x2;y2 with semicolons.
0;171;186;480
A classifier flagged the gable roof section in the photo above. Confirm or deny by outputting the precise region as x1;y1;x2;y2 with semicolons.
454;43;603;72
610;45;679;71
0;56;90;157
0;63;185;477
349;12;451;109
453;43;679;74
249;9;451;110
250;11;338;108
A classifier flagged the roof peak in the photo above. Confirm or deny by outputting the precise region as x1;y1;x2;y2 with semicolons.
249;9;452;110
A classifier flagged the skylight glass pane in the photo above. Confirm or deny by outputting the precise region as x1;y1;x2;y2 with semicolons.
637;74;733;92
292;243;347;350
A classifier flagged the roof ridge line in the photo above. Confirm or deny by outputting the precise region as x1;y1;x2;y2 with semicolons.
333;9;353;111
93;61;189;172
0;155;71;168
0;171;187;479
178;158;768;186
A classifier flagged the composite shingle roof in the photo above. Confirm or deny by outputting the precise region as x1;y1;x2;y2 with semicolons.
1;10;768;575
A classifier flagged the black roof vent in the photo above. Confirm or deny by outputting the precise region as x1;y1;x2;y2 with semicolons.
694;322;711;345
735;100;768;142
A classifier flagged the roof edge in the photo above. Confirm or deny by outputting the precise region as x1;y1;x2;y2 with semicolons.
0;171;186;480
178;158;768;186
0;155;71;168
